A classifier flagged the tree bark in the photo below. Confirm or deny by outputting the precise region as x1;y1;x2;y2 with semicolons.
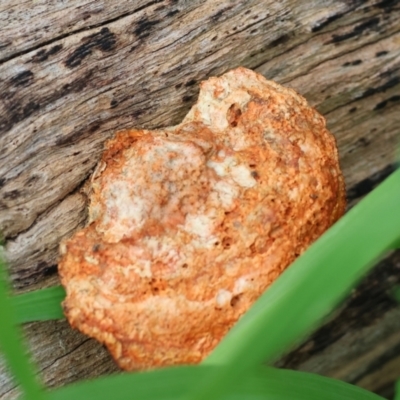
0;0;399;398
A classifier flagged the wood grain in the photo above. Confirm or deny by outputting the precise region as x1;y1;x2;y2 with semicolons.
0;0;399;398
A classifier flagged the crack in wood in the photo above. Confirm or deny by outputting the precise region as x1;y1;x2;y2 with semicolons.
329;16;381;44
0;0;167;65
346;164;397;201
39;338;92;373
351;335;400;384
324;74;400;116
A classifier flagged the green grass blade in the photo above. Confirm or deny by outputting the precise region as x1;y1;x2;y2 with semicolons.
187;168;400;400
245;367;384;400
395;380;400;400
48;365;383;400
0;254;48;400
12;286;65;323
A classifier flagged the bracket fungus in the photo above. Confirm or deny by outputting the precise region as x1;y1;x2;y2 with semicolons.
59;67;346;370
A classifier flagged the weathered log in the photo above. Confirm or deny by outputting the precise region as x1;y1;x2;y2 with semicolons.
0;0;399;398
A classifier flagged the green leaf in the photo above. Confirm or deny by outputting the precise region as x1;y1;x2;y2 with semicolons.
187;168;400;399
395;380;400;400
48;365;384;400
12;286;65;323
0;253;48;400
